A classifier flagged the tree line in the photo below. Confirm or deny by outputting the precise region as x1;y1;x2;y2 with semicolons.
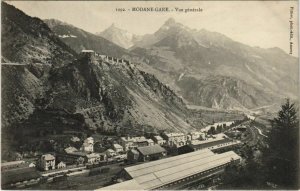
220;99;299;189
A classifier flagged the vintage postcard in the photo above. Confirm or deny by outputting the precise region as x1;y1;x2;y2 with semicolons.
1;0;299;190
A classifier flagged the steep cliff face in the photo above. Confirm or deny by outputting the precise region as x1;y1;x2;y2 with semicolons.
1;2;76;128
47;54;191;133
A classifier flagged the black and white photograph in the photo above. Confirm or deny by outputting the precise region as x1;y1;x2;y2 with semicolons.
1;0;299;190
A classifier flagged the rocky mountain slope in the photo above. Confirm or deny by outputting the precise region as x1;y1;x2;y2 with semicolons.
44;19;130;58
2;3;76;66
97;24;141;49
47;54;192;133
130;18;298;110
2;3;194;135
176;75;275;110
1;2;76;128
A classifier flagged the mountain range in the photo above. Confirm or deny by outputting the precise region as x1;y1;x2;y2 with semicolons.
129;18;298;111
2;3;199;137
2;2;297;151
80;18;298;111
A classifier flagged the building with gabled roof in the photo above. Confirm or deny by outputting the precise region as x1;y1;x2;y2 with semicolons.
106;149;117;157
120;136;149;151
113;144;124;153
39;154;55;171
152;136;165;146
161;132;187;147
127;149;140;164
147;139;154;146
81;137;94;153
86;153;101;164
57;161;66;169
136;145;166;162
187;131;205;141
71;136;80;142
64;146;78;154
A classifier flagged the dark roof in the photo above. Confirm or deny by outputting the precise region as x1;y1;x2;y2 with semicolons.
2;167;41;185
137;145;166;156
189;138;233;150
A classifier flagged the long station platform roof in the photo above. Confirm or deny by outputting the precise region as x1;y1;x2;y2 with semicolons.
99;149;241;190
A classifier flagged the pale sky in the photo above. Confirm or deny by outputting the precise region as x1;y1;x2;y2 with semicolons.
6;1;299;54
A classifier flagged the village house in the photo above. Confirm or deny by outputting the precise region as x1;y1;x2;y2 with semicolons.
113;144;124;153
86;153;101;164
127;149;140;164
147;139;155;146
57;150;103;165
56;152;87;165
71;136;80;142
39;154;55;171
152;136;166;146
80;137;94;153
57;161;66;169
113;154;127;162
120;136;149;151
132;136;149;147
106;149;117;157
161;132;187;147
64;146;78;154
136;145;167;162
189;132;206;140
28;162;36;168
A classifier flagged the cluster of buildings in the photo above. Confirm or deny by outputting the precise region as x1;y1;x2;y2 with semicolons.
12;136;106;173
36;130;239;171
96;132;242;190
120;136;155;151
120;131;206;152
119;131;233;151
118;132;240;164
1;125;243;190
